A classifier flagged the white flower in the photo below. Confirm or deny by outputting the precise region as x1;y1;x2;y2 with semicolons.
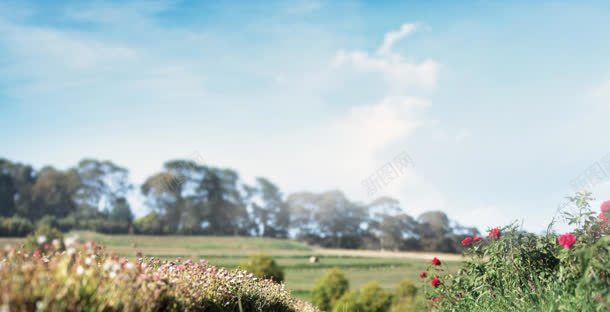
85;257;93;266
37;235;47;244
67;247;76;256
125;262;135;271
52;239;61;249
109;271;117;278
64;236;78;247
76;265;85;275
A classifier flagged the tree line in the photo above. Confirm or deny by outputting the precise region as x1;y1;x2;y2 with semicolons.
0;157;478;252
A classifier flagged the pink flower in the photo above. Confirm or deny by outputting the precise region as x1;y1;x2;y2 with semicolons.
419;271;427;279
473;235;482;241
431;296;442;302
431;277;441;287
601;200;610;213
599;212;608;224
488;227;501;239
557;233;577;249
461;237;473;246
431;257;441;266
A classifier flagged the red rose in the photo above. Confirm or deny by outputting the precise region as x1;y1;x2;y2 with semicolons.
557;233;577;249
473;235;482;241
601;200;610;213
488;227;501;239
461;237;473;246
419;271;427;278
599;212;609;224
431;277;441;287
431;257;441;266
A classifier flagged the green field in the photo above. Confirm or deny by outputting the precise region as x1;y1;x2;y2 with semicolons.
0;232;462;301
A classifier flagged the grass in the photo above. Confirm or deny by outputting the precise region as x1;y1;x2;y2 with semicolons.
0;232;462;301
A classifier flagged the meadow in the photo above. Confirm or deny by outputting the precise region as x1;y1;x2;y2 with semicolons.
0;232;462;301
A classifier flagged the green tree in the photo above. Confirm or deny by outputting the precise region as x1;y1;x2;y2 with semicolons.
30;167;80;220
109;197;133;223
246;177;289;238
311;268;349;311
239;253;284;283
73;159;132;218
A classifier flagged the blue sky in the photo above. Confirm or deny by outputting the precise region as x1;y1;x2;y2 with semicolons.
1;0;609;232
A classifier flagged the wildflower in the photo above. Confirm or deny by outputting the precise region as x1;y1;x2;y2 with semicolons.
37;235;47;244
488;227;501;239
43;243;50;251
419;271;427;278
432;257;442;266
431;296;442;302
52;239;61;249
473;235;482;241
431;277;441;287
557;233;577;249
601;200;610;213
461;237;473;246
76;265;85;275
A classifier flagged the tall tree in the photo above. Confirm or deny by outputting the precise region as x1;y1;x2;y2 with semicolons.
0;159;36;219
197;167;249;235
287;190;368;248
73;159;132;218
0;171;16;217
30;167;80;220
247;177;289;238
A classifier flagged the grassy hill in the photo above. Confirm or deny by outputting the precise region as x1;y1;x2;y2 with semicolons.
0;232;462;301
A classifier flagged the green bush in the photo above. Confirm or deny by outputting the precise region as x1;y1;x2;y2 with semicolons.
391;279;425;312
332;281;393;312
239;253;285;283
0;217;33;237
133;212;165;234
421;192;610;311
311;268;349;311
332;291;363;312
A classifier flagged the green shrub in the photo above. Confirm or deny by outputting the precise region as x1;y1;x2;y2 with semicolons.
239;253;285;283
421;192;610;311
332;291;363;312
331;281;393;312
0;217;33;236
311;268;349;311
358;281;393;312
133;212;165;234
394;279;417;299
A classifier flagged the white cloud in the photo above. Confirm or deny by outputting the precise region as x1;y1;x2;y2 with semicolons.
377;23;417;55
332;24;438;90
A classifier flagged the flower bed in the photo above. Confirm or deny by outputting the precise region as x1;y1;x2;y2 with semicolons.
0;239;317;312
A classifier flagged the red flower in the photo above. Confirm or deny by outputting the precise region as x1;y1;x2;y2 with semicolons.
43;243;50;250
599;212;609;224
601;200;610;213
431;277;441;287
461;237;473;246
557;233;577;249
488;227;501;239
431;257;441;266
473;235;482;241
431;296;442;302
419;271;427;278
